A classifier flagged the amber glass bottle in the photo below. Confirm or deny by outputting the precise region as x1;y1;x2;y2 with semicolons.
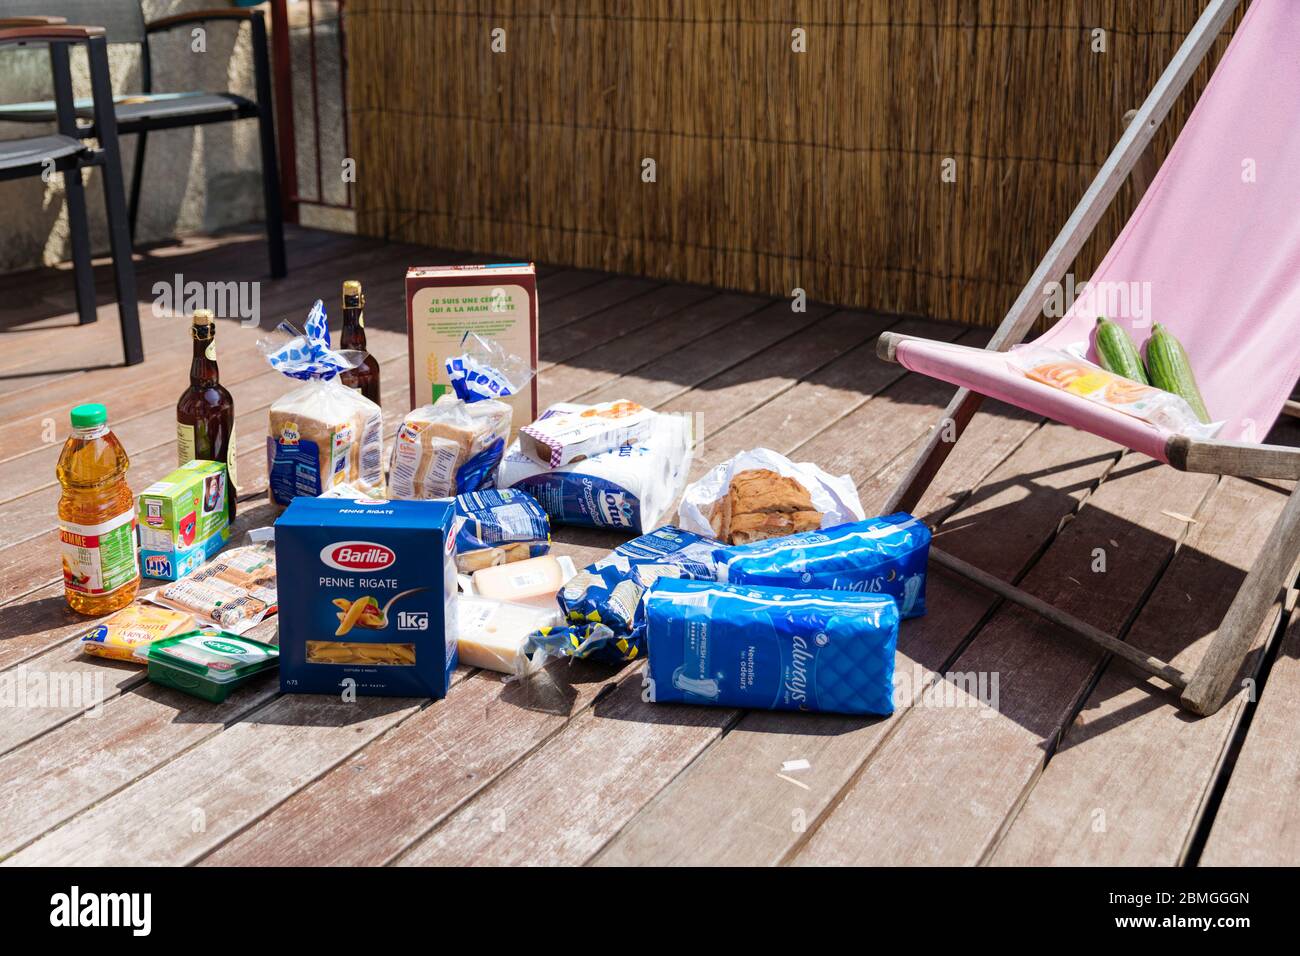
176;310;237;521
338;279;381;405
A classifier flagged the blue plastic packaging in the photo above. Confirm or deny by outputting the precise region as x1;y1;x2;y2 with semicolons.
714;512;931;618
643;578;899;716
530;526;719;663
451;488;550;571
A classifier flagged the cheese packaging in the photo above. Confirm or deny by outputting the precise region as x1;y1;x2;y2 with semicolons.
147;541;278;633
387;396;511;500
500;403;694;533
471;554;575;609
136;628;279;703
714;512;931;618
643;579;899;716
78;603;194;662
457;595;560;673
519;399;654;468
136;460;232;579
407;264;539;436
274;496;458;698
450;488;550;573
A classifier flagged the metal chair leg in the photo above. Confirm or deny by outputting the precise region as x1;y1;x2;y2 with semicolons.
87;36;143;366
251;12;287;278
127;129;147;242
63;166;97;325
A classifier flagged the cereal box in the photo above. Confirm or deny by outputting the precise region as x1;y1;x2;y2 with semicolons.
406;264;539;435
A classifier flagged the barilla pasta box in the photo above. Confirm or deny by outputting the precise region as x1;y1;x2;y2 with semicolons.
136;460;232;580
274;496;458;697
406;264;539;437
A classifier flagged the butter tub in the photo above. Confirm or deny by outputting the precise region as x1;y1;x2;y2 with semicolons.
642;579;898;716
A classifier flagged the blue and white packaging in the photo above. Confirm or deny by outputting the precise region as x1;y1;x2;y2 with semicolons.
450;488;550;572
139;527;231;581
499;403;693;533
714;512;931;618
274;497;458;697
527;526;719;664
643;578;899;716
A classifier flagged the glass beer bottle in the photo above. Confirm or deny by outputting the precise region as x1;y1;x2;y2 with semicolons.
338;279;381;405
177;309;237;521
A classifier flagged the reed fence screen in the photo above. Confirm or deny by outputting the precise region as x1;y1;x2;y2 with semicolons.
348;1;1241;327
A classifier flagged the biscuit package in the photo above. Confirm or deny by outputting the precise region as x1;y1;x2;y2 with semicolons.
262;301;385;506
678;448;865;545
146;541;278;634
78;603;195;663
387;395;511;500
643;578;899;716
500;403;694;533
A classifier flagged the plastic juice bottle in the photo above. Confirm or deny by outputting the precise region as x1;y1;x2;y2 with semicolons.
57;403;140;615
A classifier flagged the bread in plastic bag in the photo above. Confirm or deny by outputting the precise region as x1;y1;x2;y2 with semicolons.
445;331;535;404
387;395;511;500
678;448;865;545
261;301;384;505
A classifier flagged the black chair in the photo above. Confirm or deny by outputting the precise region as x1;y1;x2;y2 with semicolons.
0;1;286;278
0;18;142;365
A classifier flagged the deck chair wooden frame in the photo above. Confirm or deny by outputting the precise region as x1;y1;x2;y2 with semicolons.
875;0;1300;717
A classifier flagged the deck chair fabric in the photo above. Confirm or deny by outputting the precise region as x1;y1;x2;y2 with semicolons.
894;0;1300;461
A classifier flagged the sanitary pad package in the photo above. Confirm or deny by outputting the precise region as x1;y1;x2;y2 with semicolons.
528;526;720;664
643;578;899;716
450;488;550;573
499;403;693;533
714;512;931;618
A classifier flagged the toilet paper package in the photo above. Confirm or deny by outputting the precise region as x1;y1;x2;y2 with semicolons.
499;403;693;533
642;578;899;716
714;512;931;618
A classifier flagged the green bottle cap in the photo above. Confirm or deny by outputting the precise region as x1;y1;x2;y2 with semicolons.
70;403;107;428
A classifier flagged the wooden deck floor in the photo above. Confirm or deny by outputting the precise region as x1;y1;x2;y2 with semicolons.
1;226;1297;867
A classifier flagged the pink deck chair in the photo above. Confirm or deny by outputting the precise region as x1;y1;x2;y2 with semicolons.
876;0;1300;716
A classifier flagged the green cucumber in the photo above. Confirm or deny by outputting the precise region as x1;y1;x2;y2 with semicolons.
1093;317;1149;385
1145;324;1211;423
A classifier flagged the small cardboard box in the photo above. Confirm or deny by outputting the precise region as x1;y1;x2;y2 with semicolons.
274;496;458;697
136;460;232;580
406;263;539;435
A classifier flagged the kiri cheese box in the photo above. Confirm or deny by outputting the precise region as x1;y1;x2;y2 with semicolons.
406;263;539;437
274;496;458;697
136;460;232;580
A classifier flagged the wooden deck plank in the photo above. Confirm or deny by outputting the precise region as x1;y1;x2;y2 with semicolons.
1199;605;1300;865
788;456;1217;866
989;476;1294;866
538;292;770;409
200;659;626;866
577;300;835;410
0;238;440;462
593;421;1100;866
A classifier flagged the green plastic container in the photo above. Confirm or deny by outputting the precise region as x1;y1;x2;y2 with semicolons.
138;627;279;702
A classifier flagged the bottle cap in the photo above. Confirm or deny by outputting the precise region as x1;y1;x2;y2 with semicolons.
70;403;107;428
342;280;362;299
191;309;215;326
